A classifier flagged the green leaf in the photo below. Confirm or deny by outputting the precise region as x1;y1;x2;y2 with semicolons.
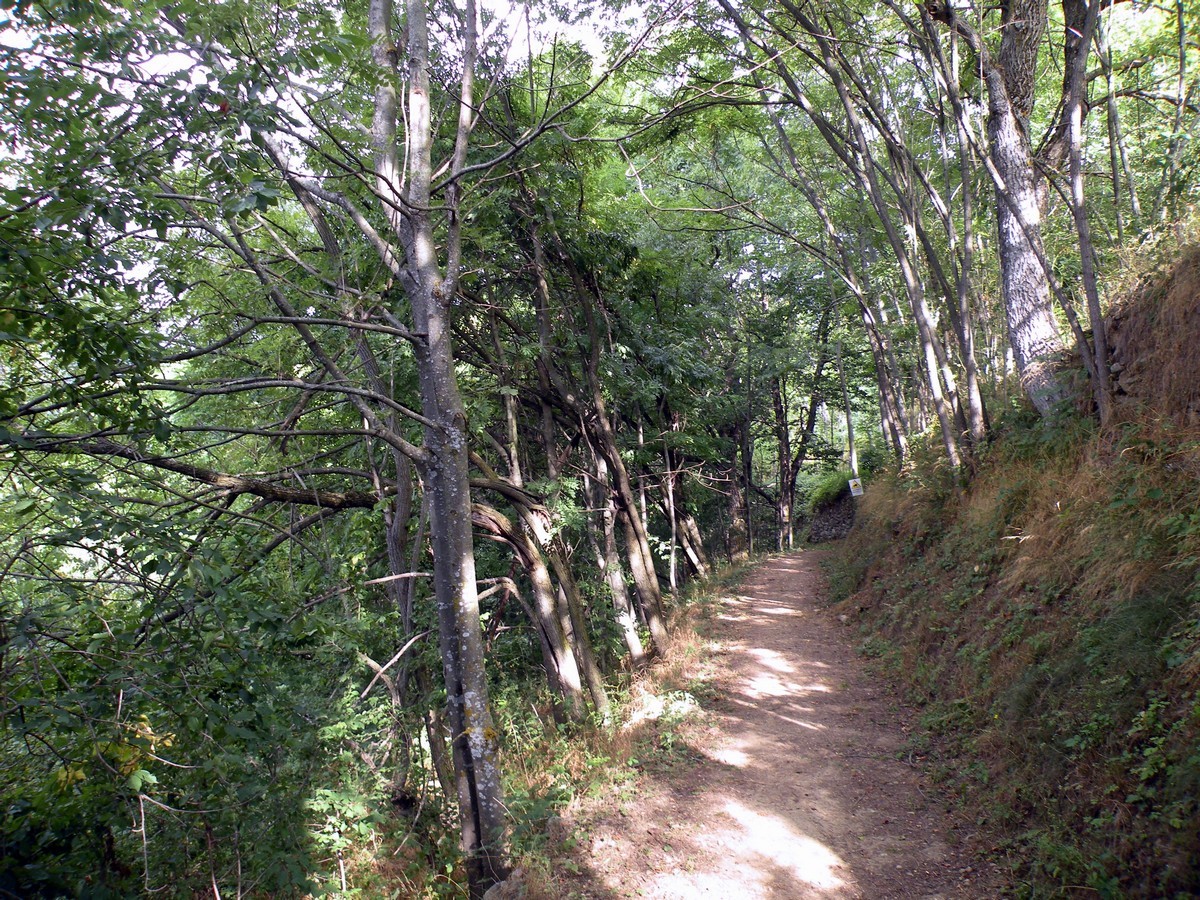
126;769;157;791
11;497;38;516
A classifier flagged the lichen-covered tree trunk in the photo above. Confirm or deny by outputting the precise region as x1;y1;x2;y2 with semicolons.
413;296;506;893
990;0;1069;416
928;0;1070;416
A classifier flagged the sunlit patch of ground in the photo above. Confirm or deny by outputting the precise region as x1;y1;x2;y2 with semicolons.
547;552;1008;900
590;796;848;899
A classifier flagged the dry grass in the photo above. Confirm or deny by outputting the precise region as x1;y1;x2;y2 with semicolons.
825;404;1200;895
819;234;1200;896
1109;244;1200;427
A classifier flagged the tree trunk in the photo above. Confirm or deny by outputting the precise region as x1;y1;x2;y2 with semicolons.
471;503;586;723
663;444;679;593
1063;0;1112;424
947;28;990;444
1095;12;1141;226
618;504;669;652
370;0;506;891
772;0;966;462
987;80;1069;415
1151;0;1193;225
546;542;612;721
927;0;1070;417
837;342;859;477
725;443;749;563
742;58;907;463
656;474;710;580
523;206;668;655
771;374;793;549
677;509;710;579
572;263;669;653
587;458;646;668
741;342;755;555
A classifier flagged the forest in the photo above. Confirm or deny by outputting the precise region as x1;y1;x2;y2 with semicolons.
1;0;1198;896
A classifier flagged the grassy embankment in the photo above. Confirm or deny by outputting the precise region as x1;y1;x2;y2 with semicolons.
825;249;1200;898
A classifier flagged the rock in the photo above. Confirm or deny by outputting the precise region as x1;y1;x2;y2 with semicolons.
483;867;527;900
808;488;857;543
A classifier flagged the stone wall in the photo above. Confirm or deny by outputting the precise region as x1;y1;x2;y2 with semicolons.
807;488;856;543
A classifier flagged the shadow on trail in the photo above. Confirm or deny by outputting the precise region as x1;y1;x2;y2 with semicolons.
556;551;999;899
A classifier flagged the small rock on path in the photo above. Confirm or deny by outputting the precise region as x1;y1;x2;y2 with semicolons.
554;551;1007;899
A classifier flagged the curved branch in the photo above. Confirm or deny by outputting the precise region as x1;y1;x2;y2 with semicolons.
11;434;381;510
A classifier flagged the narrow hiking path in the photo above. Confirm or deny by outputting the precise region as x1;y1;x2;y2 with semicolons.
551;551;1008;899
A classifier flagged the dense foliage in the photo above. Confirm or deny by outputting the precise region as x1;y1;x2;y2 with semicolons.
1;0;1196;895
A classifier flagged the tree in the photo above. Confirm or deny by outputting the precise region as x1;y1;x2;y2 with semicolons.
4;0;1198;892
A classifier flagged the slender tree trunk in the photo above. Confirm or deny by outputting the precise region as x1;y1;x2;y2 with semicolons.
786;305;834;492
546;542;611;721
471;503;586;723
837;342;859;477
523;209;668;654
637;419;650;534
527;221;562;481
778;0;964;461
617;503;669;651
744;60;908;462
771;374;793;549
1095;12;1141;225
571;263;669;653
725;434;749;563
588;458;646;668
921;323;962;468
1153;0;1192;225
424;699;456;805
677;509;710;579
663;444;679;593
371;0;505;891
948;30;989;442
657;472;710;580
580;397;667;653
741;334;755;555
1064;0;1113;424
857;20;988;447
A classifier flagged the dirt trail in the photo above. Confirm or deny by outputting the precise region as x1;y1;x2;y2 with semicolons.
554;551;1007;899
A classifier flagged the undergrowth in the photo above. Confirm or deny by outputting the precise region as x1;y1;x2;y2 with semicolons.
420;562;749;899
826;410;1200;898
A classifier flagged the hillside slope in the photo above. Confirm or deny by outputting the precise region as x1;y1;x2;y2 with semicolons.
826;247;1200;897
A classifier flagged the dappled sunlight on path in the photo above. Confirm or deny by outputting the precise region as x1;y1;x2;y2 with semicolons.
645;798;848;898
559;552;1005;899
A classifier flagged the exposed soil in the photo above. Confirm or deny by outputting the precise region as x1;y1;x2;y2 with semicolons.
1107;243;1200;426
547;551;1008;899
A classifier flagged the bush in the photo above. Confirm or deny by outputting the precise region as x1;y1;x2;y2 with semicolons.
804;468;855;514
